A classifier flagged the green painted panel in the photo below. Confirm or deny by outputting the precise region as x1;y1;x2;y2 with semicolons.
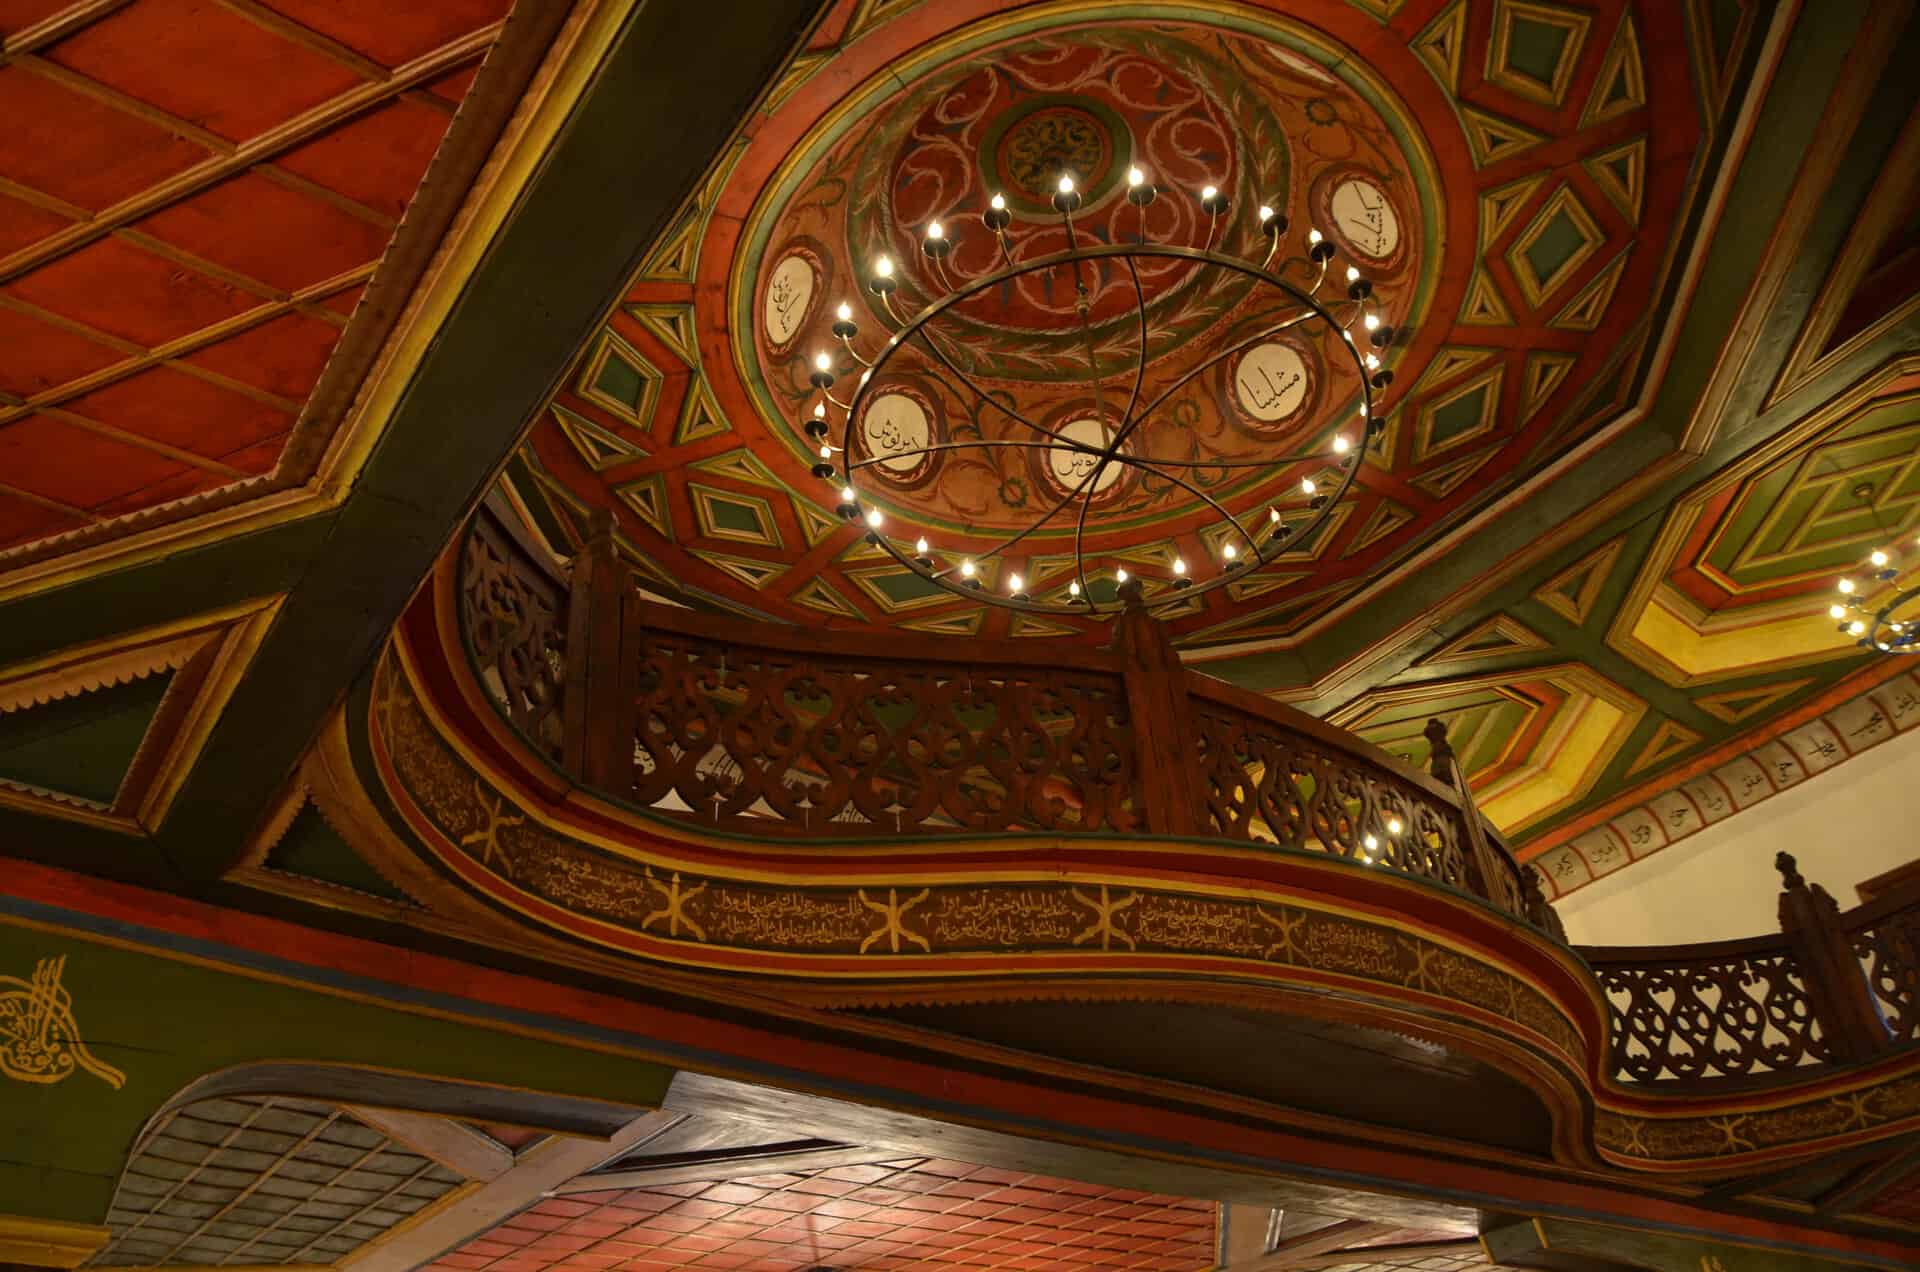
1429;386;1492;449
1523;210;1590;285
708;496;768;537
265;805;411;903
594;350;649;409
0;673;171;805
0;920;674;1226
867;570;946;606
1506;17;1571;86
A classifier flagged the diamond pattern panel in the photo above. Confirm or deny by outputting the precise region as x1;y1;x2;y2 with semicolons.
423;1158;1218;1272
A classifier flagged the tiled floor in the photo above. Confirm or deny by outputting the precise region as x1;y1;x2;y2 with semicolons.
423;1156;1218;1271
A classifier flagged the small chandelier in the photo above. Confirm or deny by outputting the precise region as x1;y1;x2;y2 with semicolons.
1832;536;1920;654
799;166;1396;616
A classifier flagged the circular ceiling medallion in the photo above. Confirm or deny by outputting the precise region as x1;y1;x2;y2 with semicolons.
983;94;1131;214
1041;416;1130;500
857;389;939;484
761;251;816;349
737;15;1433;544
1321;172;1403;264
1232;341;1316;429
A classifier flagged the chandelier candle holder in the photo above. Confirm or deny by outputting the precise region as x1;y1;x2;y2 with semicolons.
1831;536;1920;654
797;166;1397;617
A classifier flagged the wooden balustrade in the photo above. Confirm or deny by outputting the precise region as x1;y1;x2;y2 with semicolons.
458;503;1920;1089
1581;854;1920;1084
458;503;1539;923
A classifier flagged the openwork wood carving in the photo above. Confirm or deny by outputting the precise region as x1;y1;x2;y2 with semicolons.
1851;901;1920;1045
1588;939;1835;1083
1193;701;1475;896
460;516;569;763
625;632;1140;836
455;506;1542;919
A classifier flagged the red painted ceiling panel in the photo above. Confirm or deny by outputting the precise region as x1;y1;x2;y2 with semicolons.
135;171;391;293
0;192;73;261
0;303;126;399
0;413;195;509
261;0;510;69
426;63;482;105
0;490;84;551
0;0;71;36
94;462;236;516
4;235;258;347
180;311;342;402
0;66;210;213
45;0;364;143
273;100;454;221
62;365;295;460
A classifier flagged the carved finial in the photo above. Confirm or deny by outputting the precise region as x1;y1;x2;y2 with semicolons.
1776;851;1804;890
1423;718;1455;761
1116;576;1148;612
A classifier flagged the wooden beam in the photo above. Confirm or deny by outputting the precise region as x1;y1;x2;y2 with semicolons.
337;1111;680;1272
345;1107;516;1182
1247;1220;1400;1269
1817;1144;1920;1216
552;1144;910;1192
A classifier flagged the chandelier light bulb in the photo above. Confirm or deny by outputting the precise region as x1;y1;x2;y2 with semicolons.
1308;228;1323;245
1128;166;1146;187
915;536;929;555
1851;621;1867;635
1364;834;1378;852
1008;573;1024;592
1269;507;1281;524
1058;174;1075;194
1364;313;1380;331
1223;543;1238;561
990;193;1006;211
840;487;856;504
960;559;975;578
1115;567;1129;583
819;444;831;459
1201;184;1218;202
1173;557;1187;576
1346;266;1361;282
874;254;894;278
926;220;944;240
814;351;832;372
1839;578;1856;594
1069;580;1082;596
865;508;883;528
1830;604;1847;619
836;301;852;322
1365;353;1380;370
1872;550;1890;567
1386;816;1404;835
813;401;826;418
1258;204;1274;222
1301;477;1317;496
1333;435;1350;454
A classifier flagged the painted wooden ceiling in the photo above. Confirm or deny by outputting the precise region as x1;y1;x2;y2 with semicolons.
0;0;507;585
491;0;1920;880
0;0;1914;913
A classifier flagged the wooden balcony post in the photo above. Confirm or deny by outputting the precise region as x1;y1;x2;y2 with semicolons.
1775;852;1888;1061
562;509;635;791
1112;580;1207;836
1423;718;1525;919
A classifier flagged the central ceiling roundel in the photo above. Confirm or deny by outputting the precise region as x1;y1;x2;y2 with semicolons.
743;18;1434;538
519;0;1702;644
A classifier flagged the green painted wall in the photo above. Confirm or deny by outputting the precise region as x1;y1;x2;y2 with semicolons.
0;920;673;1226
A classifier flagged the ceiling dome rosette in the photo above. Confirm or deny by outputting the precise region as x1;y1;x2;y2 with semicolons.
520;0;1702;644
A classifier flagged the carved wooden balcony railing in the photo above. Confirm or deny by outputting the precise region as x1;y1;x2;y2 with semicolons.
458;503;1546;928
1581;854;1920;1085
458;503;1920;1091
